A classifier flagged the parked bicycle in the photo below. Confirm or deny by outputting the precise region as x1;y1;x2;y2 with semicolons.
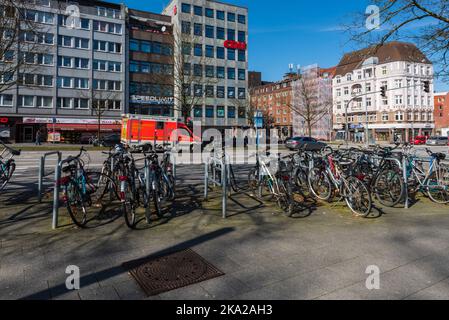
0;142;21;192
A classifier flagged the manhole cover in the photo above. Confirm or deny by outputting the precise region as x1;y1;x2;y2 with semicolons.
122;249;224;296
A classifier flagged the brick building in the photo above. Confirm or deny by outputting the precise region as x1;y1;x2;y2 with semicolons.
434;92;449;136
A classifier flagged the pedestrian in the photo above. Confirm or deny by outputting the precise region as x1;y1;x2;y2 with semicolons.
35;130;42;146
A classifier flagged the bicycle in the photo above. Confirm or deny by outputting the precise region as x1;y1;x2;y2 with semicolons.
59;148;119;228
308;147;373;217
0;142;21;192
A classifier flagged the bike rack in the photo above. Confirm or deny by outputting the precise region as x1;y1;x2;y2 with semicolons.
37;151;61;203
204;150;230;219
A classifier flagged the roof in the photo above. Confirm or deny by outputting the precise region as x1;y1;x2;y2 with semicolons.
435;92;449;96
335;42;431;77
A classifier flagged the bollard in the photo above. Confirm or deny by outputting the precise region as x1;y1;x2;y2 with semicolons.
38;156;44;203
52;161;61;229
222;160;227;219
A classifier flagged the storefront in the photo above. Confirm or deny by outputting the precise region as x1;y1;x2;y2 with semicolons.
19;117;122;144
129;95;175;117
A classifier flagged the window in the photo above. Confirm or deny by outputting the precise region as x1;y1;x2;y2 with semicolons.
217;86;225;98
228;12;236;22
205;45;214;58
130;40;139;51
36;96;53;108
57;77;72;88
183;63;191;76
206;106;214;118
227;29;235;40
395;111;404;121
217;67;225;79
381;66;387;75
181;3;191;13
19;95;35;107
227;48;235;60
194;44;202;56
194;106;203;118
227;68;235;79
205;8;214;18
217;27;225;40
194;6;202;16
75;38;89;49
37;75;53;87
238;88;246;99
238;31;246;42
238;14;246;24
395;95;403;105
205;85;214;97
3;50;14;62
73;98;89;109
365;83;371;93
57;97;71;109
382;113;389;121
366;97;372;107
182;42;191;55
217;106;225;118
38;53;53;65
194;84;203;97
194;23;202;36
238;50;245;62
205;65;214;78
75;78;89;89
0;95;13;106
238;69;246;81
227;106;236;118
205;25;214;38
193;64;202;77
182;21;191;34
347;73;352;81
216;10;225;20
217;47;225;59
228;87;235;98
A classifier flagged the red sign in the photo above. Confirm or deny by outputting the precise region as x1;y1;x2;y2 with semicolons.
0;117;8;123
224;40;247;50
173;5;177;15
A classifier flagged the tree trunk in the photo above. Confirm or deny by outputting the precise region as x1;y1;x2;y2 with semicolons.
307;121;312;138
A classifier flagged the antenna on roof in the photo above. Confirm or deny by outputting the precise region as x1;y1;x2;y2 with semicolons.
288;64;294;73
297;64;301;75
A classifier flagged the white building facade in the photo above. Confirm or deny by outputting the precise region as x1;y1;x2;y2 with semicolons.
333;42;434;143
162;0;249;129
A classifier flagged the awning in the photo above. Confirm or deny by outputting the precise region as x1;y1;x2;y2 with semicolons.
46;124;121;132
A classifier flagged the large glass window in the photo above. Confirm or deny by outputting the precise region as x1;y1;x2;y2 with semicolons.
227;48;235;60
216;10;225;20
217;47;224;59
181;3;191;13
228;12;236;22
205;8;214;18
130;40;139;51
206;65;214;78
194;44;202;56
217;86;225;98
217;67;225;79
205;25;214;38
227;68;235;79
217;27;225;40
228;87;235;98
227;29;235;40
194;6;202;16
205;45;214;58
228;106;236;118
194;23;202;36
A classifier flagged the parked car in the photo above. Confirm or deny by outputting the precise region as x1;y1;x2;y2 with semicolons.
95;133;121;147
411;135;427;145
426;136;449;146
79;133;95;145
285;136;327;151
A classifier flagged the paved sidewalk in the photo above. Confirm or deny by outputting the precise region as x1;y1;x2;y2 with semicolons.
1;166;449;300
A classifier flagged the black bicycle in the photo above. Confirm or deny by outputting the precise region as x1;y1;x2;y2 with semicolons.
0;142;21;192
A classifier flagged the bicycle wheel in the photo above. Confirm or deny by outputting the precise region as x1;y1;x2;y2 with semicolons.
308;168;332;201
295;167;311;197
374;169;404;207
276;177;294;217
344;176;372;218
248;167;260;193
0;162;14;191
427;169;449;204
65;182;89;228
122;175;139;229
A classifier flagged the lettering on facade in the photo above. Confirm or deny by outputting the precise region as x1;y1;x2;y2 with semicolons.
130;95;175;105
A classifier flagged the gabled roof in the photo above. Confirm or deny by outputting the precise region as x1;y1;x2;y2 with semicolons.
335;41;431;77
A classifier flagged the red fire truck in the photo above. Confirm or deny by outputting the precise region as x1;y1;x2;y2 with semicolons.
121;115;199;151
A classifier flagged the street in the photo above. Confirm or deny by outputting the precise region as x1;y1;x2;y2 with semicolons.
1;145;449;300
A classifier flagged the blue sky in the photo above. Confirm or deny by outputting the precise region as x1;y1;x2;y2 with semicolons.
112;0;446;91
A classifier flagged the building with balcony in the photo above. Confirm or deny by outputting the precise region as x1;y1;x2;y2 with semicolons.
0;0;126;143
333;41;434;143
162;0;249;129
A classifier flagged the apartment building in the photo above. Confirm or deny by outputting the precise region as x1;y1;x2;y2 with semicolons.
333;42;434;143
0;0;126;143
249;73;297;139
162;0;249;129
434;92;449;137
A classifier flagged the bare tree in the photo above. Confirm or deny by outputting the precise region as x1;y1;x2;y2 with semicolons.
0;0;51;93
90;91;121;142
344;0;449;82
289;68;333;138
172;28;218;123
